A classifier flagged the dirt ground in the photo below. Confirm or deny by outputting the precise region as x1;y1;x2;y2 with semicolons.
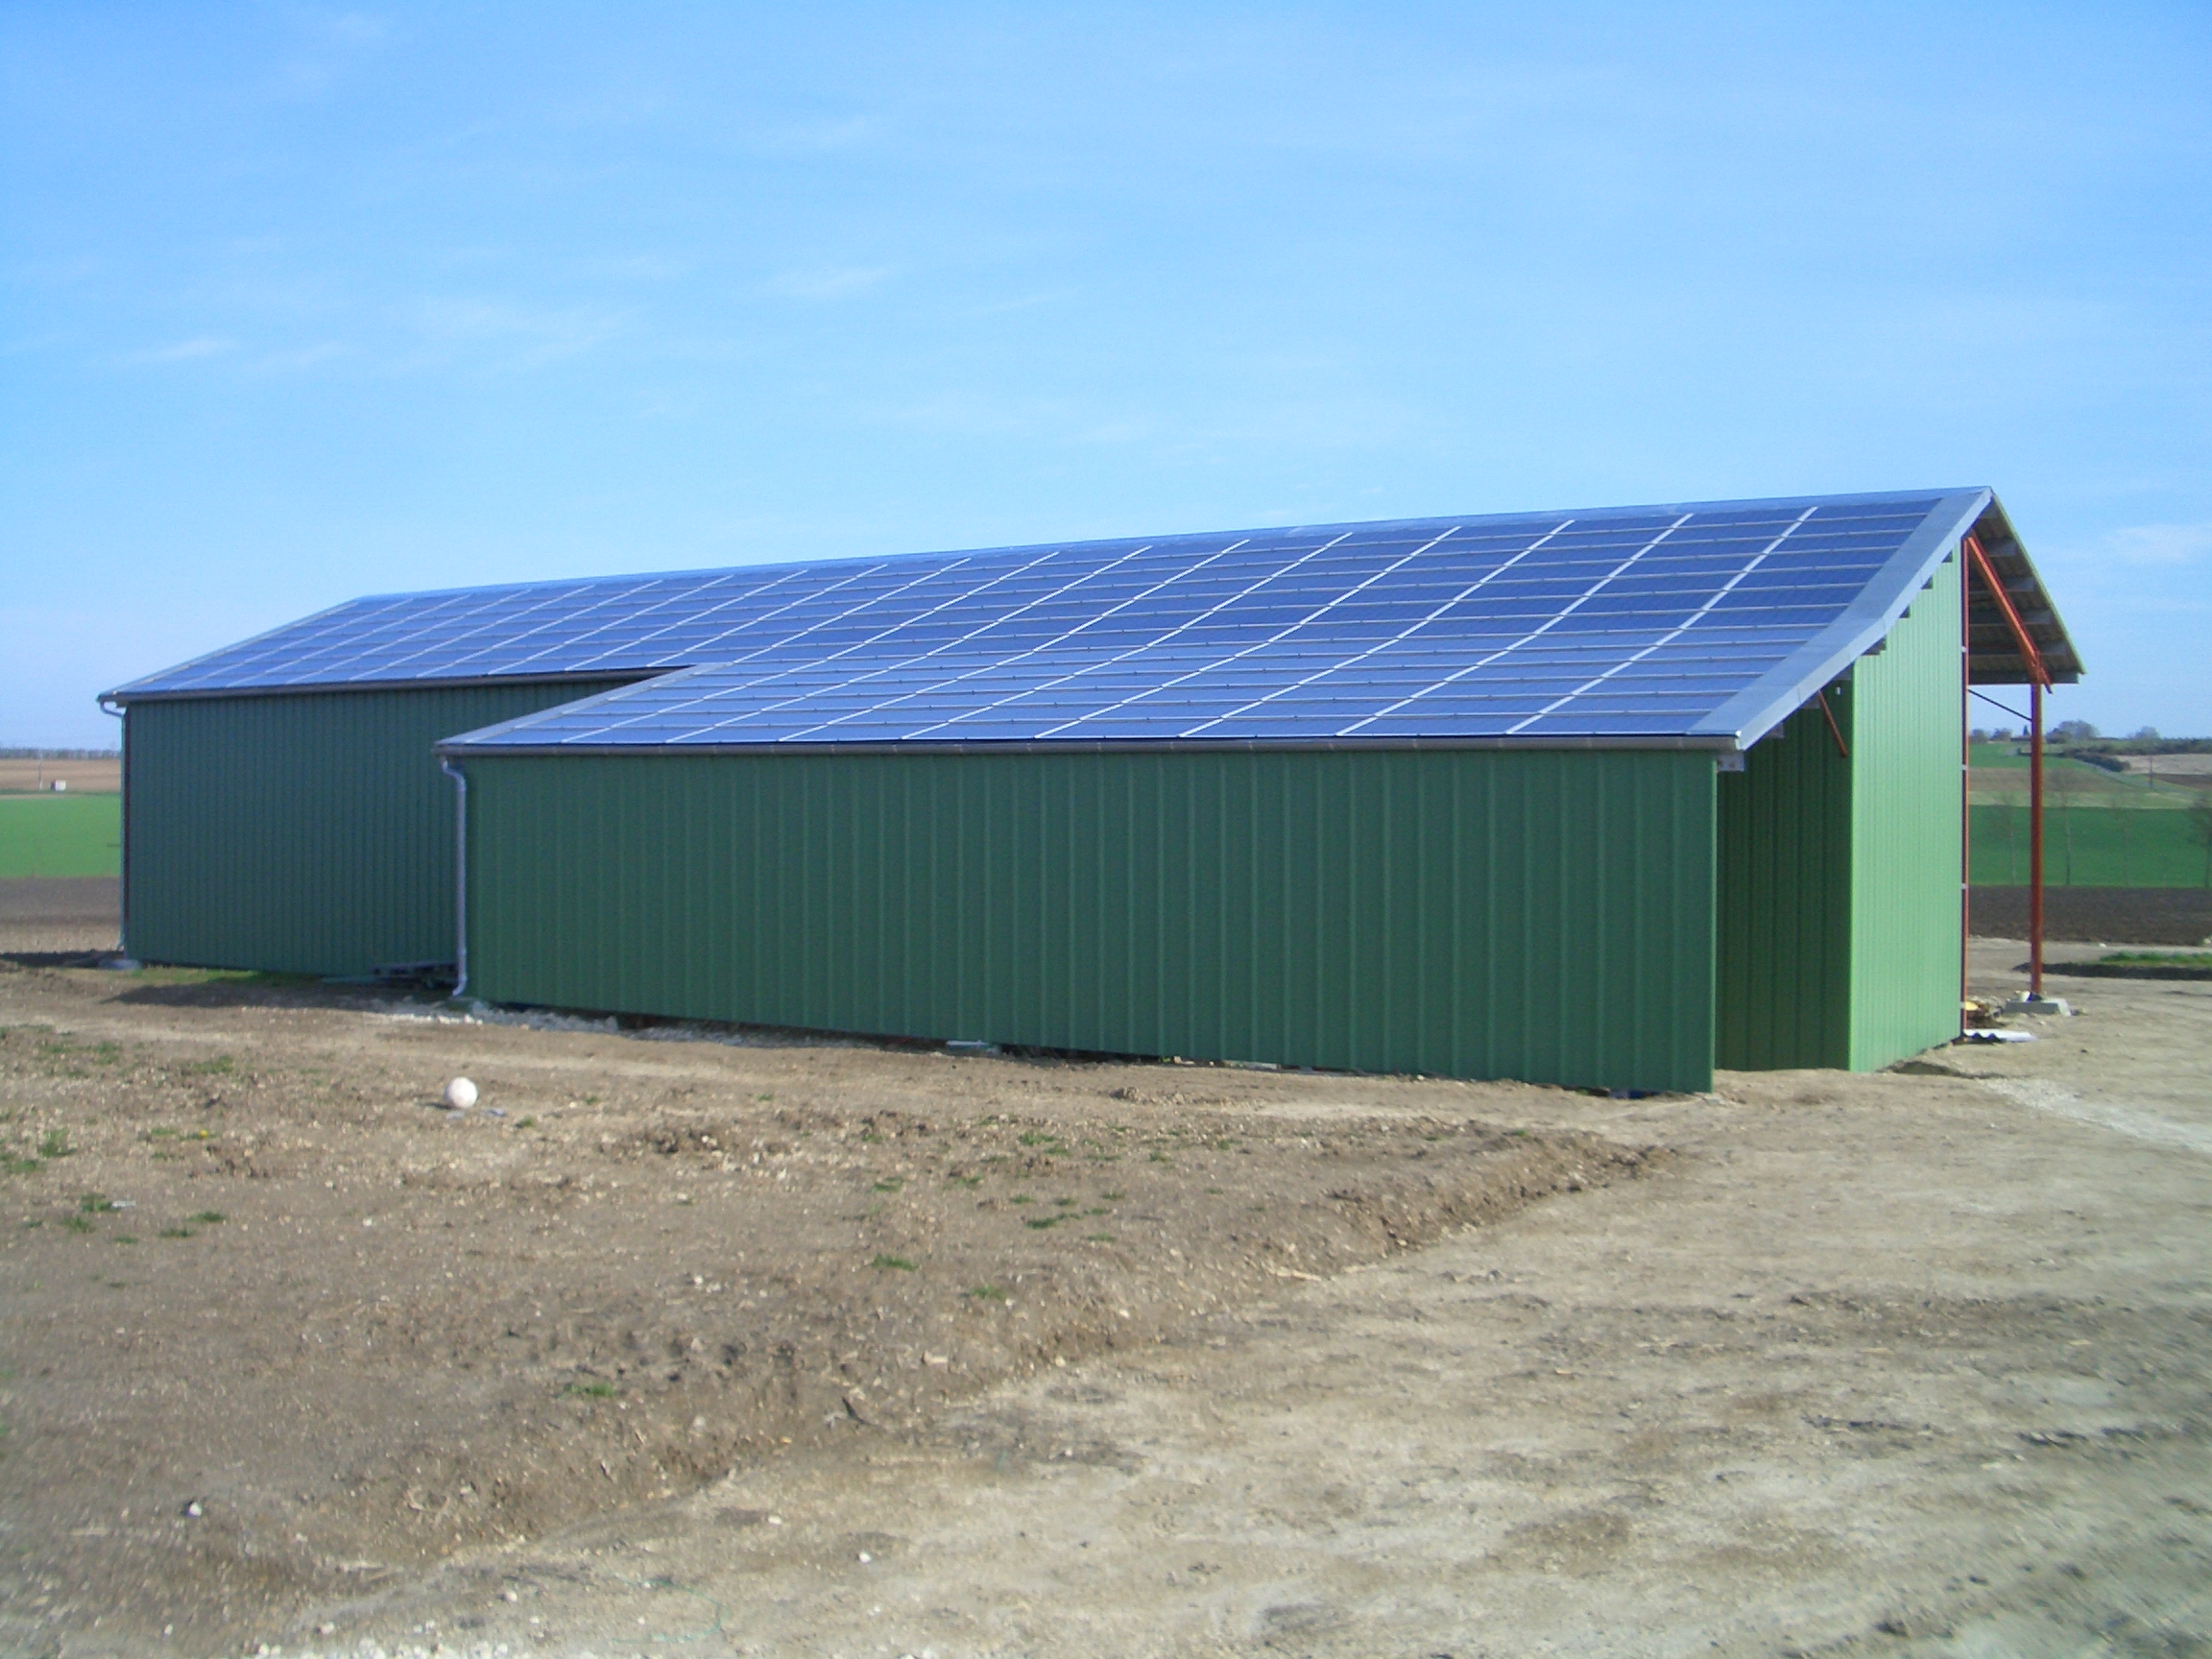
1;910;2206;1658
0;881;118;956
1970;885;2212;947
0;761;119;797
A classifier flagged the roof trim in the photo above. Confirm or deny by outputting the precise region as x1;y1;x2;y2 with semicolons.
103;670;658;707
100;596;358;704
436;734;1743;759
1688;488;1993;747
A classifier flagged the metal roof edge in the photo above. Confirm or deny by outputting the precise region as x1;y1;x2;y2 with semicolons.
435;733;1743;758
293;488;1986;608
99;597;366;703
101;669;663;706
435;667;710;748
1688;488;1994;747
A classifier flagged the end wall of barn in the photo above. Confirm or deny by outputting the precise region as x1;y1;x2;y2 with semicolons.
122;681;636;976
1714;549;1965;1073
1847;549;1966;1069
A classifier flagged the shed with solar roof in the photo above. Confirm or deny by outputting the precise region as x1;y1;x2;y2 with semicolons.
100;488;2079;1091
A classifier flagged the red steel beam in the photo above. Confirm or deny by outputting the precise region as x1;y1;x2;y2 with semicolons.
1964;534;2051;689
1964;533;2050;1001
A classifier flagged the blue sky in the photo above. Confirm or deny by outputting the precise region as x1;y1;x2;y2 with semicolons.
5;3;2207;746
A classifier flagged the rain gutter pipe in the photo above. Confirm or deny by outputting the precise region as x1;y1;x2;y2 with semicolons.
440;758;469;999
99;695;128;959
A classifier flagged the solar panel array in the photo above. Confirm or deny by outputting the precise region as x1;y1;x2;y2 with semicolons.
113;493;1966;746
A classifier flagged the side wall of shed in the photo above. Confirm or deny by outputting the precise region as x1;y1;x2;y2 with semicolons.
1847;550;1965;1069
462;747;1719;1092
124;681;635;976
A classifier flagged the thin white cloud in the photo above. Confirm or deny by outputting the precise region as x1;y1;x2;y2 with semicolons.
2103;523;2212;565
758;115;882;154
123;337;239;365
397;296;631;370
760;266;895;301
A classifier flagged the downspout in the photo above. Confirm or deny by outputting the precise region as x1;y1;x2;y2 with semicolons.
99;696;129;959
440;758;469;999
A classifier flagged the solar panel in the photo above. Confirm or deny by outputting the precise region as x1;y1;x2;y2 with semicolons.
107;490;1993;748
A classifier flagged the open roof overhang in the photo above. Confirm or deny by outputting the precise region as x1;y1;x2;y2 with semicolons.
1687;489;2080;749
1963;497;2082;686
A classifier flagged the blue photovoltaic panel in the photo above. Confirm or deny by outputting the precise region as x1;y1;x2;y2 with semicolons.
108;490;1994;748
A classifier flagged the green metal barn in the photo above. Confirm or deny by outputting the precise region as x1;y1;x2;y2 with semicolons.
102;488;2079;1092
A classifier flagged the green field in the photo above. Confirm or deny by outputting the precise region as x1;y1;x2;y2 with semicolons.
1971;803;2209;888
3;779;2199;888
0;795;122;878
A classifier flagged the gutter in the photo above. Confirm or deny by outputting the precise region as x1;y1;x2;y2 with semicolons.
98;695;129;959
439;758;469;999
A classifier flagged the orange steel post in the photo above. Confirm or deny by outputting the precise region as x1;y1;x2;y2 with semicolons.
2031;680;2045;998
1960;555;1971;1018
1964;533;2052;1004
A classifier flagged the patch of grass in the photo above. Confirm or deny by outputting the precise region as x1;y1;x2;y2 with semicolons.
146;1127;179;1140
859;1130;885;1144
1205;1187;1223;1195
872;1176;904;1192
946;1173;981;1188
79;1192;117;1213
0;794;121;878
964;1285;1007;1301
563;1380;619;1399
187;1210;227;1225
754;1092;774;1102
869;1254;917;1271
1;1155;40;1177
37;1130;71;1161
1018;1130;1064;1148
1148;1150;1171;1164
1085;1234;1116;1243
184;1055;234;1077
2102;950;2212;966
1022;1216;1061;1231
514;1116;537;1129
112;1235;137;1245
1052;1195;1076;1208
61;1214;94;1234
1009;1194;1033;1205
1099;1190;1124;1202
158;1226;196;1238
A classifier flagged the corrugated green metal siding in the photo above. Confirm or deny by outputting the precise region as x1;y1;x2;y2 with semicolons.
1715;695;1853;1070
1848;552;1965;1068
464;748;1719;1091
123;682;634;975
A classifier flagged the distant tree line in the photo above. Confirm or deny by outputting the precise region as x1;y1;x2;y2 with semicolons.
0;747;120;759
1967;724;2209;755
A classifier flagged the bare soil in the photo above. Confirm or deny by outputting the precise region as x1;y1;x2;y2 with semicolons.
2;916;2206;1659
0;760;119;796
1971;883;2212;946
0;878;119;954
0;948;1646;1656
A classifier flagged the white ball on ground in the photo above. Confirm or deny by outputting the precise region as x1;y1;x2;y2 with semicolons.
443;1076;478;1110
